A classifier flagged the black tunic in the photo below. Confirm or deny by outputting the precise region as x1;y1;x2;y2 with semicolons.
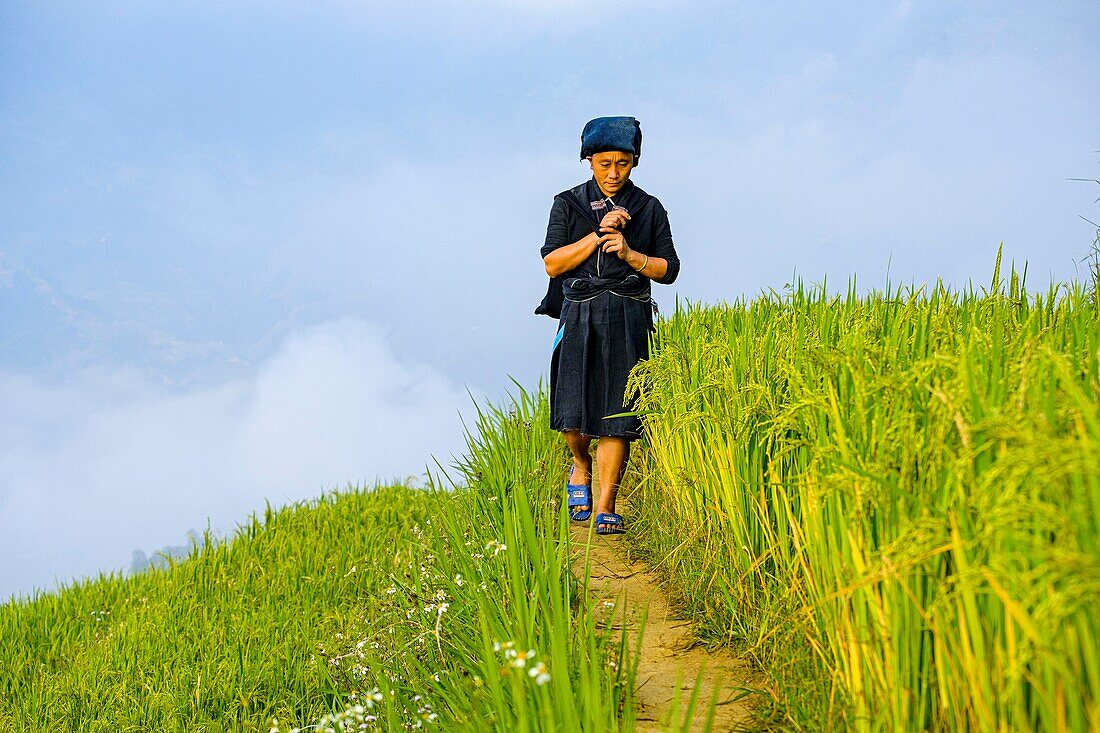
539;178;681;439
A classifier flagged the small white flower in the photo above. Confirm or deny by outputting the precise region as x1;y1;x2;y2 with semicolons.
510;649;536;669
528;662;551;685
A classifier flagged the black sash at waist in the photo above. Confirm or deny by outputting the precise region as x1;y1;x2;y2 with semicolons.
562;273;650;303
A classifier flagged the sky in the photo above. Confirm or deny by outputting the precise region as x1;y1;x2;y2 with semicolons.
1;0;1098;600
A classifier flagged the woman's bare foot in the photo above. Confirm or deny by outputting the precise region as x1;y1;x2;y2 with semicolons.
563;430;594;514
569;458;593;513
594;437;629;532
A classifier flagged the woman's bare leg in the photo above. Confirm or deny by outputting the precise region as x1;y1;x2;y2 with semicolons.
595;436;630;526
562;430;593;512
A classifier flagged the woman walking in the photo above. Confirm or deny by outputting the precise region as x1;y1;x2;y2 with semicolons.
536;116;681;534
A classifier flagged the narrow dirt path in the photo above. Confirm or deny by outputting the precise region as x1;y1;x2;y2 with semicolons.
570;509;756;732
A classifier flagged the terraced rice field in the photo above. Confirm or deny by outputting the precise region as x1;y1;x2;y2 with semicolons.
2;256;1096;731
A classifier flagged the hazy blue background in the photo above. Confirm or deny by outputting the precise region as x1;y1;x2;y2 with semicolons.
2;1;1098;599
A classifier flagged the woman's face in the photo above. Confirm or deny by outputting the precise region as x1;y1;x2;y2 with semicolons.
588;151;635;196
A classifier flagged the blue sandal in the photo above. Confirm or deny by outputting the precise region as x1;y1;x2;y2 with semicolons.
566;467;592;522
595;512;625;535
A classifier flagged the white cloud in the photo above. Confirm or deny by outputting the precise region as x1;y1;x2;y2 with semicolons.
0;318;475;601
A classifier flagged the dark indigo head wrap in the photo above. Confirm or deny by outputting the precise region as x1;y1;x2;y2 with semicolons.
580;116;642;161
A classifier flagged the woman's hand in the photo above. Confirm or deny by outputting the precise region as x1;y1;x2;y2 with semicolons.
600;227;634;261
599;208;631;230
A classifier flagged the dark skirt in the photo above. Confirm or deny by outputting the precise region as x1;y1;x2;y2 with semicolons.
549;292;652;439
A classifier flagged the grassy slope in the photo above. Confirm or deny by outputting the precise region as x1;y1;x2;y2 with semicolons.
1;486;424;731
0;388;637;732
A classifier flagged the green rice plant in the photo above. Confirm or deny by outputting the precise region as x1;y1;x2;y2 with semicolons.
624;253;1100;732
